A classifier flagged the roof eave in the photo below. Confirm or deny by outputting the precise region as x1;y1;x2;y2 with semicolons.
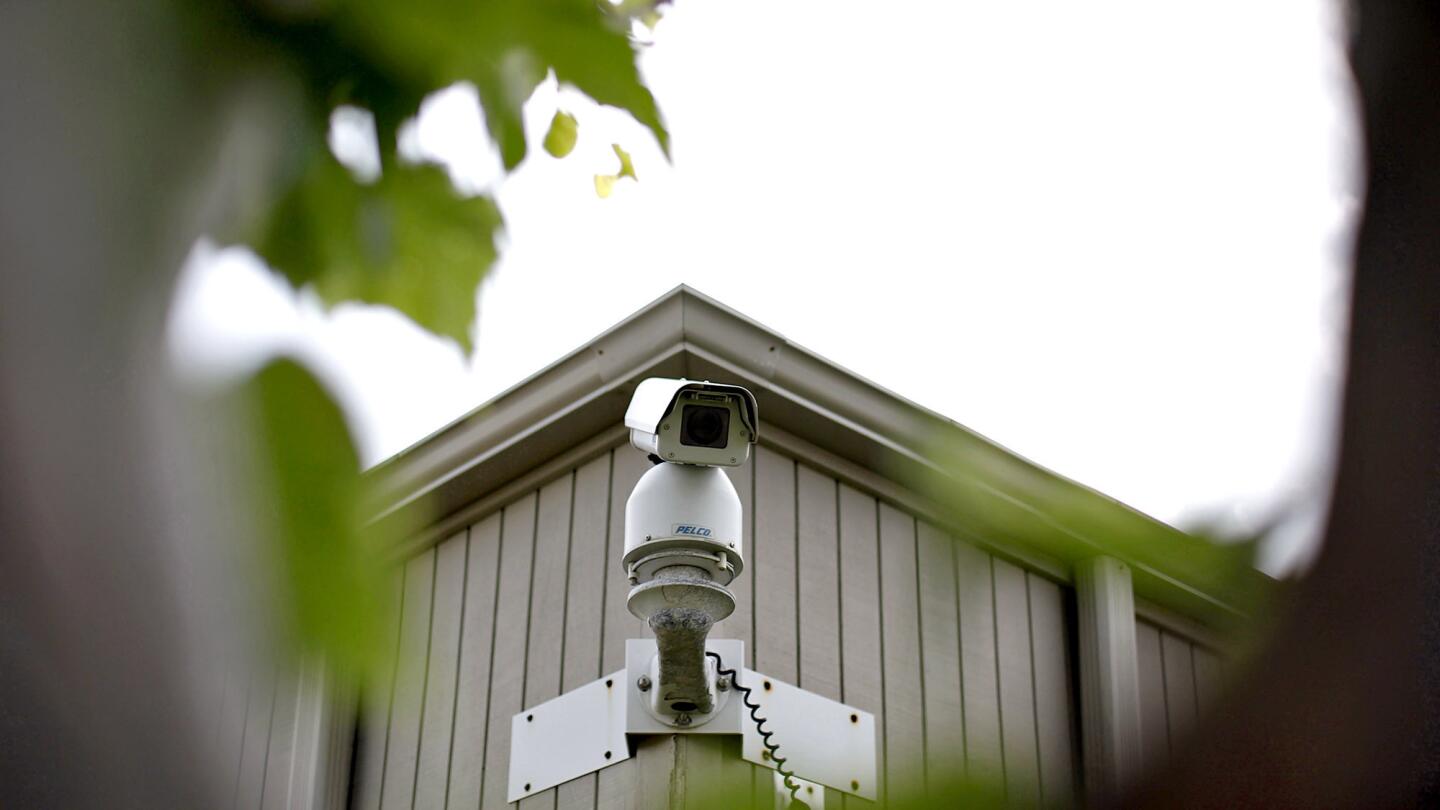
368;285;1269;631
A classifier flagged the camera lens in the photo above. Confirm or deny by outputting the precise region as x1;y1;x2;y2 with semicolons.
680;404;729;449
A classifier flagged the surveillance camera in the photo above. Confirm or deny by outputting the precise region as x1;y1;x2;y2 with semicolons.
622;378;758;720
624;378;758;467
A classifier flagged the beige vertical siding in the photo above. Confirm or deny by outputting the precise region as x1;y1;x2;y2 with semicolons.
348;441;1082;808
1134;618;1227;771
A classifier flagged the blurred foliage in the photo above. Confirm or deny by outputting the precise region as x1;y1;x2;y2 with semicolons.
210;0;667;348
257;152;501;353
679;751;1009;810
595;143;638;197
243;359;394;680
544;110;580;158
901;427;1274;635
181;0;672;676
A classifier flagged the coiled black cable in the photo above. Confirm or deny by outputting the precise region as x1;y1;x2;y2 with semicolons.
705;650;807;809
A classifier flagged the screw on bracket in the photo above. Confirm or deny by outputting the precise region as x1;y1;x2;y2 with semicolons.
637;675;651;692
717;676;729;691
675;713;692;727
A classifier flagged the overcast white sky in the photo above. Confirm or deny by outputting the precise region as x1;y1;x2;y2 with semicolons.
170;0;1358;575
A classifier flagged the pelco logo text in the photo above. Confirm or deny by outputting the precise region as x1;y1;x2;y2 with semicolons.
672;524;713;538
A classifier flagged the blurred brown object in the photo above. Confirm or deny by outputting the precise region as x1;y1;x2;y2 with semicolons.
1131;1;1440;806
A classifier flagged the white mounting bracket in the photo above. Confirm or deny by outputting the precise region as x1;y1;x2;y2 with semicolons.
508;640;877;803
738;670;878;802
507;669;630;801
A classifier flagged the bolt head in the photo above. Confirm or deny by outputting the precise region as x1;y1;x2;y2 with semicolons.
717;676;729;691
675;713;692;726
637;675;651;692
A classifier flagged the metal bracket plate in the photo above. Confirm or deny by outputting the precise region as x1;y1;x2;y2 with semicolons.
507;670;629;802
739;670;878;801
507;641;875;804
773;772;826;809
624;638;745;733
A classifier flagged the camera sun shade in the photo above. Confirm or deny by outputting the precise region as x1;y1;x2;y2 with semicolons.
624;378;758;467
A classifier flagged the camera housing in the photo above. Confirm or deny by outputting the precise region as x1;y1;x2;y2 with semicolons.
625;378;758;467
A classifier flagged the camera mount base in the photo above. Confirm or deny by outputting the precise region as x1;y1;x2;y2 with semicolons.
507;640;877;803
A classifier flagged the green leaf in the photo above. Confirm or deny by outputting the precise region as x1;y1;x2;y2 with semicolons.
244;358;395;680
338;0;669;170
593;143;638;198
544;110;579;158
613;143;636;179
254;148;502;353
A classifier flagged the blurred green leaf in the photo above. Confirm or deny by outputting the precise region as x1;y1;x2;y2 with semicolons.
611;0;667;29
899;428;1273;631
594;173;617;198
340;0;669;170
613;143;637;179
254;150;502;353
544;110;580;158
594;143;638;198
246;358;394;679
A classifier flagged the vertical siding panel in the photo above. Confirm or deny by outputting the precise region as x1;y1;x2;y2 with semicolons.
261;668;299;810
1192;648;1225;715
234;667;275;810
1160;634;1198;748
878;504;924;802
446;514;502;810
354;573;404;810
752;447;797;810
480;495;539;810
954;541;1002;785
562;455;612;688
414;533;469;809
837;484;883;807
796;464;841;700
1134;621;1169;772
753;446;798;681
519;475;575;810
602;449;649;674
556;455;612;810
593;764;631;810
1027;574;1077;807
717;458;754;650
381;550;438;810
993;558;1039;806
598;448;648;810
916;522;964;793
797;466;844;810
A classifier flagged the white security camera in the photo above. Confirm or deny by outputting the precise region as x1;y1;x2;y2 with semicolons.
622;378;758;722
624;378;758;467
